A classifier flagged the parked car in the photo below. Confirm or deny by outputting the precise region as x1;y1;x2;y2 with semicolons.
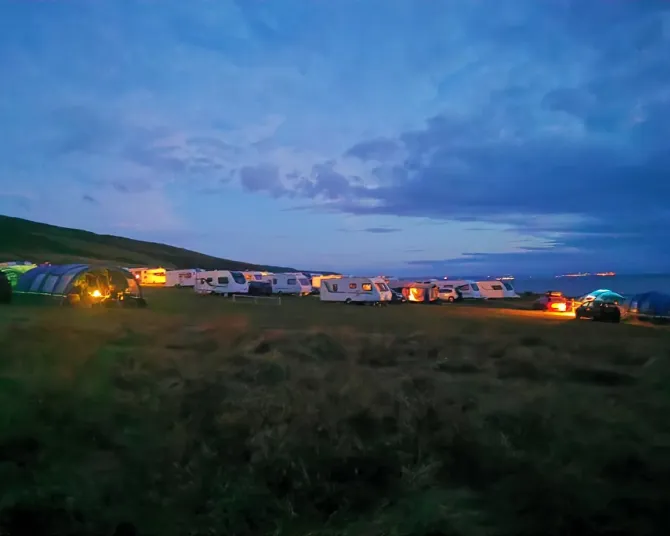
532;291;573;312
574;300;621;323
438;287;462;302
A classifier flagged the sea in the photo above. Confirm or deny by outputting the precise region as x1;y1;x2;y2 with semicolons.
403;274;670;297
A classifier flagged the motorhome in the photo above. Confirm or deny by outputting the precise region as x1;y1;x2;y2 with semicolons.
242;271;273;283
320;276;392;304
165;269;201;287
434;279;483;299
128;267;166;285
271;273;312;295
194;270;249;296
477;280;520;299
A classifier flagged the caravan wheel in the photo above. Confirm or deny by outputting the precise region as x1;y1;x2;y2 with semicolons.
447;296;455;302
345;298;352;304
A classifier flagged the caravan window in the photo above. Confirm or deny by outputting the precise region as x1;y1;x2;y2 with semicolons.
298;278;310;286
503;282;513;291
362;283;372;291
457;284;470;291
254;274;262;280
273;278;277;284
491;284;503;290
206;277;213;283
375;282;389;292
218;276;229;284
471;283;480;291
287;278;297;285
332;283;339;291
231;272;246;284
349;283;357;289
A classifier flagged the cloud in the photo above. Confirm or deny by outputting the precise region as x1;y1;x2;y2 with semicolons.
362;227;401;234
2;0;670;273
82;194;98;204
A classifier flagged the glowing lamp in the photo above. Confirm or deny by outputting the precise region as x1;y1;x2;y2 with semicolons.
90;289;102;298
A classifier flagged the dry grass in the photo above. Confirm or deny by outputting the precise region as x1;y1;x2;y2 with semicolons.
1;289;670;535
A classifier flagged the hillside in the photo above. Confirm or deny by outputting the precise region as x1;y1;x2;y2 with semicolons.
0;215;303;272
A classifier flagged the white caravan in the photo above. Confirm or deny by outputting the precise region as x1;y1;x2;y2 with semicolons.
271;272;312;295
194;270;249;296
320;276;392;304
435;280;483;299
477;280;520;299
165;269;201;287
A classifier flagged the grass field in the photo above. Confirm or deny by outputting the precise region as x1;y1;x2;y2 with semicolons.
2;289;670;535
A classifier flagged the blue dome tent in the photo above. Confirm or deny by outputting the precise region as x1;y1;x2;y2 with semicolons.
580;289;625;303
621;291;670;322
15;264;146;307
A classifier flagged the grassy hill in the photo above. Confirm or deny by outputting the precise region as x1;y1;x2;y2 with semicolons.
0;215;305;272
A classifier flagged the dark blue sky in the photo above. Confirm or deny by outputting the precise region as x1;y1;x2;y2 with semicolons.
1;0;669;275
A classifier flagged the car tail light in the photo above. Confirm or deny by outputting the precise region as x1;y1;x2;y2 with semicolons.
551;302;567;312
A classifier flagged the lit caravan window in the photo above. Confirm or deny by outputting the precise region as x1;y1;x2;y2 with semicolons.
218;276;229;284
231;272;246;284
349;283;357;289
362;283;372;291
287;278;297;285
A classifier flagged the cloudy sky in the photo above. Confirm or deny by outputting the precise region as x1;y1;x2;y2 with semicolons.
1;0;669;275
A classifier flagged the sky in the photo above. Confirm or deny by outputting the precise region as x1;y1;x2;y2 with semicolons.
1;0;669;276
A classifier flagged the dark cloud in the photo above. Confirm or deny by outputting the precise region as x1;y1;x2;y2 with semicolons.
268;2;670;272
344;138;401;161
111;178;153;194
82;194;98;204
362;227;402;234
239;164;286;197
362;227;401;234
338;226;401;234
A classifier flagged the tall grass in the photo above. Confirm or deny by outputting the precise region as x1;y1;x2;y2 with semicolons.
1;291;670;535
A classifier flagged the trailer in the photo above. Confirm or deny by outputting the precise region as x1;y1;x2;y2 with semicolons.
270;272;312;295
320;276;392;304
476;280;520;299
165;269;201;287
194;270;249;296
128;267;166;285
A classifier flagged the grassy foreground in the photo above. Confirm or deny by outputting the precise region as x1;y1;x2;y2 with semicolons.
1;290;670;536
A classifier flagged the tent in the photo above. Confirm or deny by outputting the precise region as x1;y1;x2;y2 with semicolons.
621;291;670;322
14;264;146;307
580;289;625;303
0;262;38;288
0;271;11;304
401;283;440;304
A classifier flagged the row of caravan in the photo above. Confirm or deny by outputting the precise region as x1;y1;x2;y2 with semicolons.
414;279;520;300
318;276;520;304
193;270;312;296
125;266;520;302
125;267;313;296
